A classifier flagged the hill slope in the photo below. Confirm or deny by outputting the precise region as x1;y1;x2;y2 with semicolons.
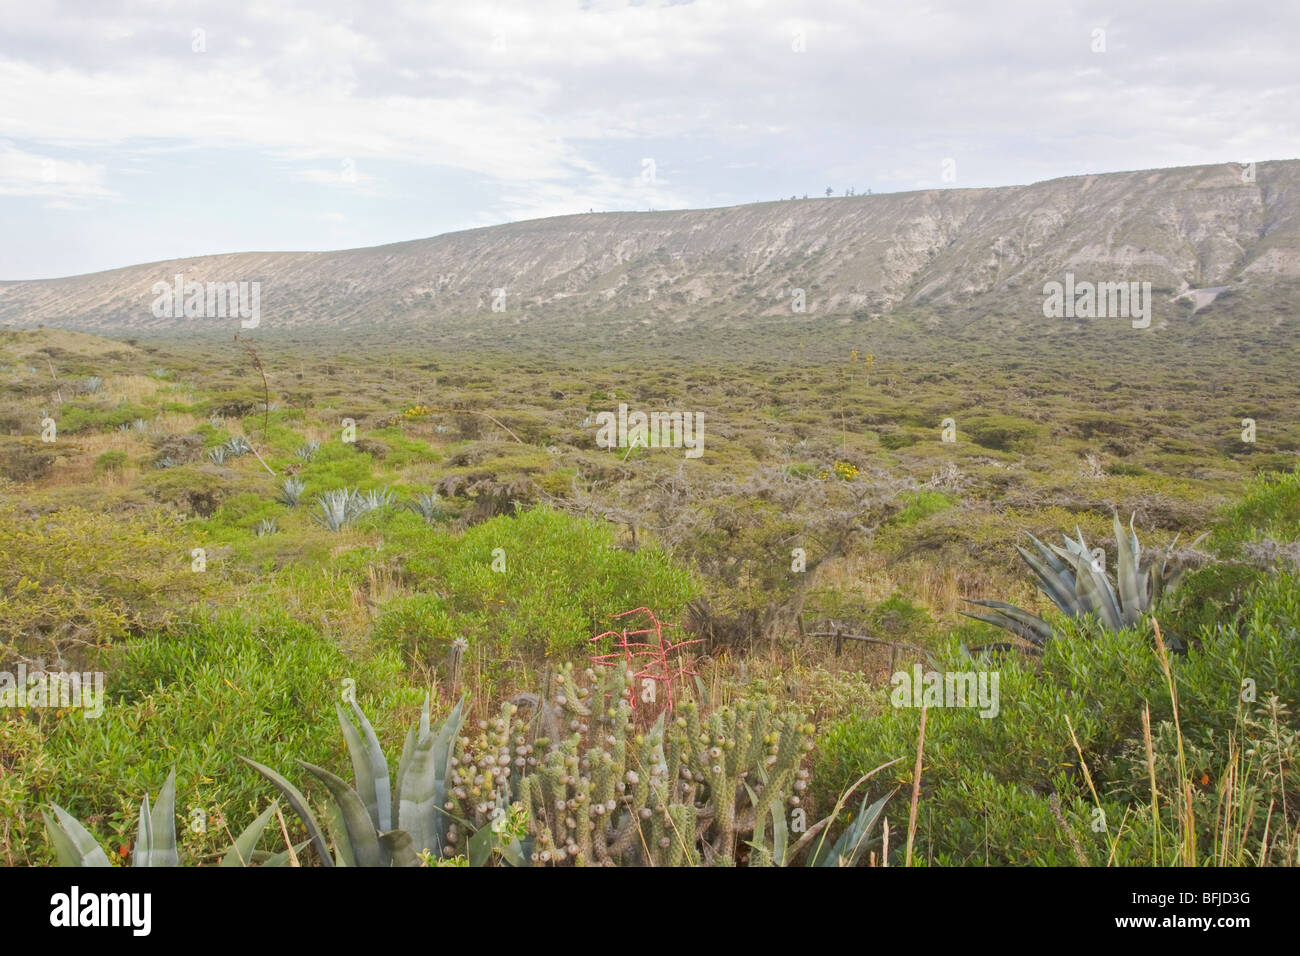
2;160;1298;336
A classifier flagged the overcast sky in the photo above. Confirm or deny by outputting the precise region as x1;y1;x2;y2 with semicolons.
1;0;1297;279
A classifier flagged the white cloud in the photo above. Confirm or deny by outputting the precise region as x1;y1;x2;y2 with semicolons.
1;0;1298;276
0;143;113;199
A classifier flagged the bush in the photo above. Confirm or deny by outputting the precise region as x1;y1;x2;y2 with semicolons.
56;401;150;435
813;571;1300;866
93;450;127;475
0;502;211;666
961;414;1043;452
375;506;698;666
1;611;415;865
0;439;55;483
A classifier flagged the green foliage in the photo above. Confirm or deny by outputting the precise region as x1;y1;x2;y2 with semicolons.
380;507;698;665
0;502;209;665
815;571;1300;865
93;450;128;475
241;695;493;866
964;515;1194;649
891;490;953;525
7;610;413;865
57;401;151;434
1213;464;1300;550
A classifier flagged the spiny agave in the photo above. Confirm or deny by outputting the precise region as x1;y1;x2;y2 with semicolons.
314;488;357;531
43;769;301;867
241;695;515;866
354;488;397;514
963;513;1197;650
407;491;442;523
224;436;252;458
45;769;181;867
208;445;227;465
279;477;305;507
254;517;278;537
295;440;321;462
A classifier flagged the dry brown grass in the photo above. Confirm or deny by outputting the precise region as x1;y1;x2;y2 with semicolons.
104;374;161;404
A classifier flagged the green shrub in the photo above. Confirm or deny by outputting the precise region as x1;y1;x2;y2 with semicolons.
3;611;414;865
93;450;128;475
891;490;953;525
961;414;1043;452
379;506;698;666
57;401;151;435
0;502;211;666
814;571;1300;865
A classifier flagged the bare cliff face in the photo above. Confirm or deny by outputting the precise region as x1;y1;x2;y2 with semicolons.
2;159;1296;335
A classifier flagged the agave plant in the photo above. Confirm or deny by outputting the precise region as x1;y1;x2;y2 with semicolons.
240;695;505;866
295;440;321;462
963;514;1197;650
407;491;442;523
224;436;252;458
44;769;181;867
220;800;309;867
79;376;104;395
208;445;228;465
354;488;397;515
314;488;357;531
279;477;305;507
254;517;278;537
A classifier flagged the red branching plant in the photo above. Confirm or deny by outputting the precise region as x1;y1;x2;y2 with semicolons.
589;607;702;721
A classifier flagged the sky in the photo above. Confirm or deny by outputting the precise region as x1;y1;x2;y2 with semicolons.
1;0;1297;280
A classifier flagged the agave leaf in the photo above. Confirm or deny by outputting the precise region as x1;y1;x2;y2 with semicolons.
133;792;152;866
240;756;334;866
1115;513;1144;625
393;724;418;825
1076;552;1123;631
221;800;279;867
300;761;384;867
468;823;497;867
43;805;112;867
134;768;180;867
1053;543;1123;630
337;701;392;832
963;599;1055;644
262;839;311;867
398;696;465;855
1024;532;1072;578
960;606;1053;647
498;835;529;868
379;829;422;867
320;796;355;867
810;790;894;867
1016;544;1080;615
771;794;789;866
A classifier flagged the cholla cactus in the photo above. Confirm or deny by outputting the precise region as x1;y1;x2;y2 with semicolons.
444;663;814;866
